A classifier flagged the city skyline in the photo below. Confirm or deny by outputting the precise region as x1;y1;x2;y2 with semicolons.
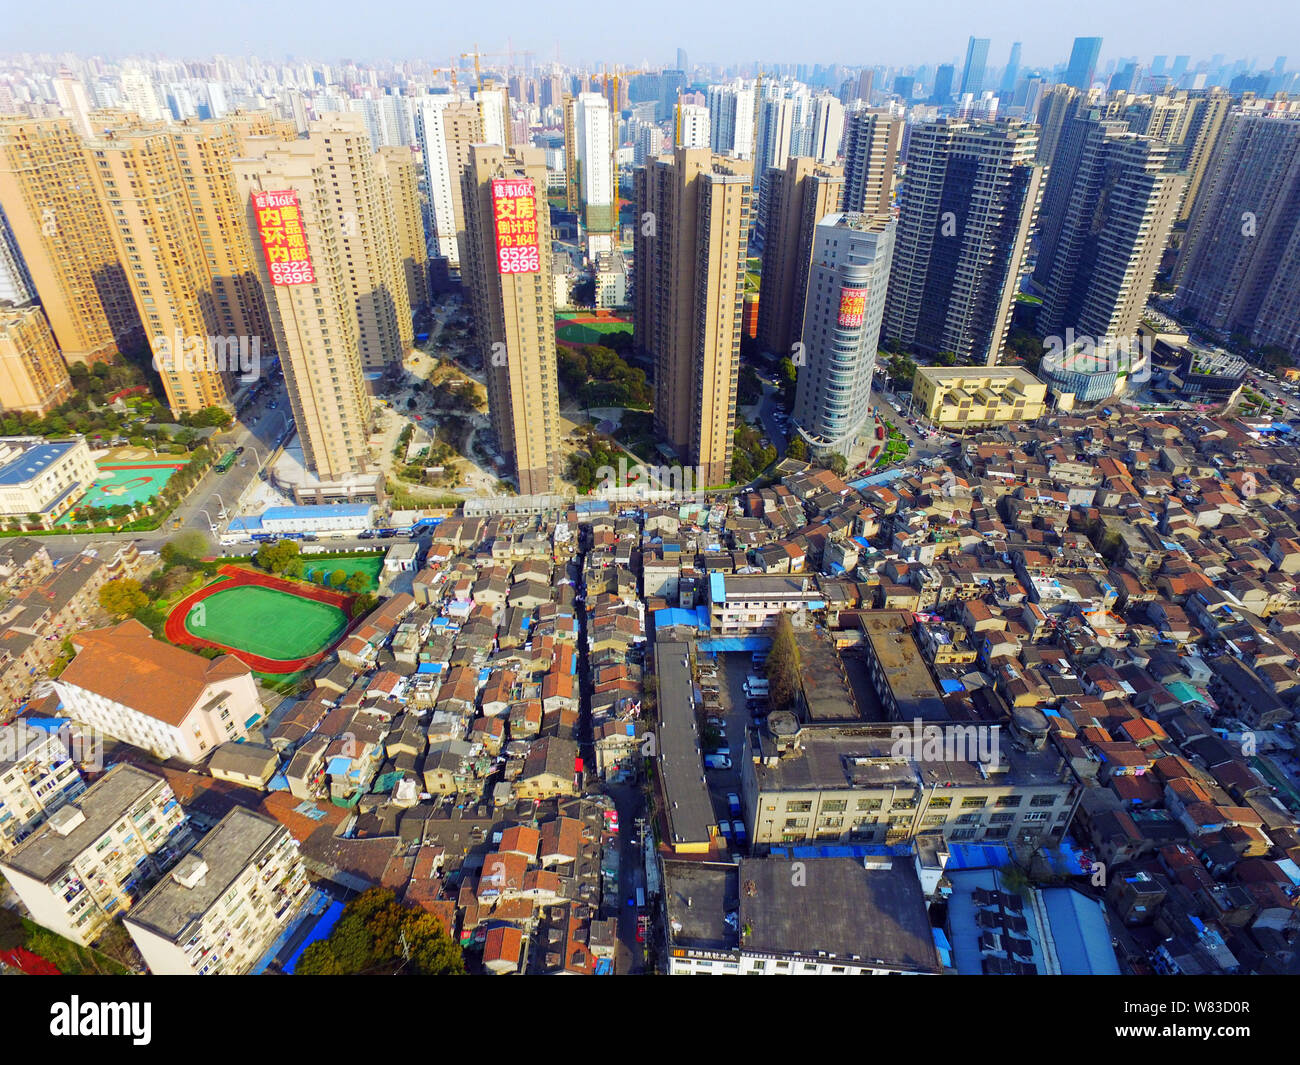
4;0;1297;70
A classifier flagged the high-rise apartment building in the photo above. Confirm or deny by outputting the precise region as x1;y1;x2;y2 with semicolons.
461;144;561;496
752;94;799;245
88;117;292;416
792;213;896;458
634;148;751;486
475;84;510;148
706;80;755;159
414;96;481;273
378;145;430;315
0;722;85;855
561;93;580;212
1176;88;1233;223
120;70;164;123
960;38;991;97
0;305;74;414
235;130;379;496
53;73;95;141
0;204;35;307
1034;112;1186;345
575;92;615;236
1064;37;1105;91
0;117;141;363
1176;112;1300;359
840;108;902;216
756;157;844;359
806;95;845;165
884;119;1041;365
1035;85;1082;167
676;103;711;149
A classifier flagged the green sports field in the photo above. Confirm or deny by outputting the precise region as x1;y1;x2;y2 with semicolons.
188;585;348;661
301;555;383;591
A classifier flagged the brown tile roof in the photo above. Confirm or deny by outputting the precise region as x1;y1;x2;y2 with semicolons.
62;619;250;726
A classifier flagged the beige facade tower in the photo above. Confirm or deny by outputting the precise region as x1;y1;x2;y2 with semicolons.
840;108;901;217
562;93;580;213
235;140;376;494
0;305;73;414
757;156;844;359
634;148;752;486
461;144;561;496
377;145;430;315
0;117;141;364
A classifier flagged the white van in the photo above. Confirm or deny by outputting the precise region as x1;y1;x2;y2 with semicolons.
744;677;769;697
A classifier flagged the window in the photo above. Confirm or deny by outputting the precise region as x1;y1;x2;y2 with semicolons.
1030;794;1056;807
961;796;988;809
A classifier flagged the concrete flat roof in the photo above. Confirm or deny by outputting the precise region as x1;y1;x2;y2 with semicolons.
739;857;940;972
655;639;716;848
125;807;282;942
0;763;164;883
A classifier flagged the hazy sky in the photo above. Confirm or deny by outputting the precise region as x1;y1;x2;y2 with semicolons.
8;0;1297;69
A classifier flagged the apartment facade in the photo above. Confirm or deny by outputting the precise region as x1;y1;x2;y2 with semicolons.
54;619;262;763
793;213;896;458
840;107;902;217
1034;112;1186;346
0;764;191;945
635;148;751;487
377;145;430;315
0;117;141;363
0;305;73;414
461;144;561;496
884;120;1041;366
741;721;1075;849
756;156;844;359
0;723;86;854
125;807;310;975
235;129;377;487
414;96;480;272
1175;112;1300;360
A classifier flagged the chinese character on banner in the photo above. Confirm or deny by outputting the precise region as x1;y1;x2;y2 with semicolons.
838;287;867;328
252;189;316;286
491;178;541;275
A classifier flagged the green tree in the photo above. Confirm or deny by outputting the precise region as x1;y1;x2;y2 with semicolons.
294;888;465;975
345;571;370;595
330;569;348;588
351;593;378;619
766;613;801;714
99;578;149;618
786;436;808;461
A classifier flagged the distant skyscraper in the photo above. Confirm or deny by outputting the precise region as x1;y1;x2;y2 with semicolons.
854;70;875;105
1034;111;1186;345
1108;62;1141;94
675;102;711;148
999;43;1023;94
0;117;141;363
931;64;956;104
414;96;481;272
53;73;94;140
119;70;163;123
807;95;845;164
1176;112;1300;360
634;148;752;485
706;80;755;159
884;119;1041;365
840;108;902;217
676;48;689;73
462;145;561;495
757;156;844;359
793;213;895;458
1064;37;1104;91
575;92;615;234
1034;85;1082;167
960;38;991;97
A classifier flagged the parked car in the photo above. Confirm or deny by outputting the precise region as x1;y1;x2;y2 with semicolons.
727;793;741;817
717;819;734;841
704;754;732;770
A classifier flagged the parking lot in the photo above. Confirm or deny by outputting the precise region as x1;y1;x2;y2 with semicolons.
694;651;765;857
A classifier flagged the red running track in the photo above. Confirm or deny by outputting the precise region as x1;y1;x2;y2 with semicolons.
164;565;360;674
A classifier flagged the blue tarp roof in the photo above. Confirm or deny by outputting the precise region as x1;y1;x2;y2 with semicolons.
1041;888;1122;974
850;466;907;491
263;503;372;521
18;717;69;732
654;606;708;631
939;679;965;693
698;636;771;653
710;572;726;604
326;756;352;775
283;900;347;975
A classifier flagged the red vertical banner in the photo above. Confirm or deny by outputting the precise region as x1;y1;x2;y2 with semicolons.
252;190;316;286
491;178;541;274
838;287;867;327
